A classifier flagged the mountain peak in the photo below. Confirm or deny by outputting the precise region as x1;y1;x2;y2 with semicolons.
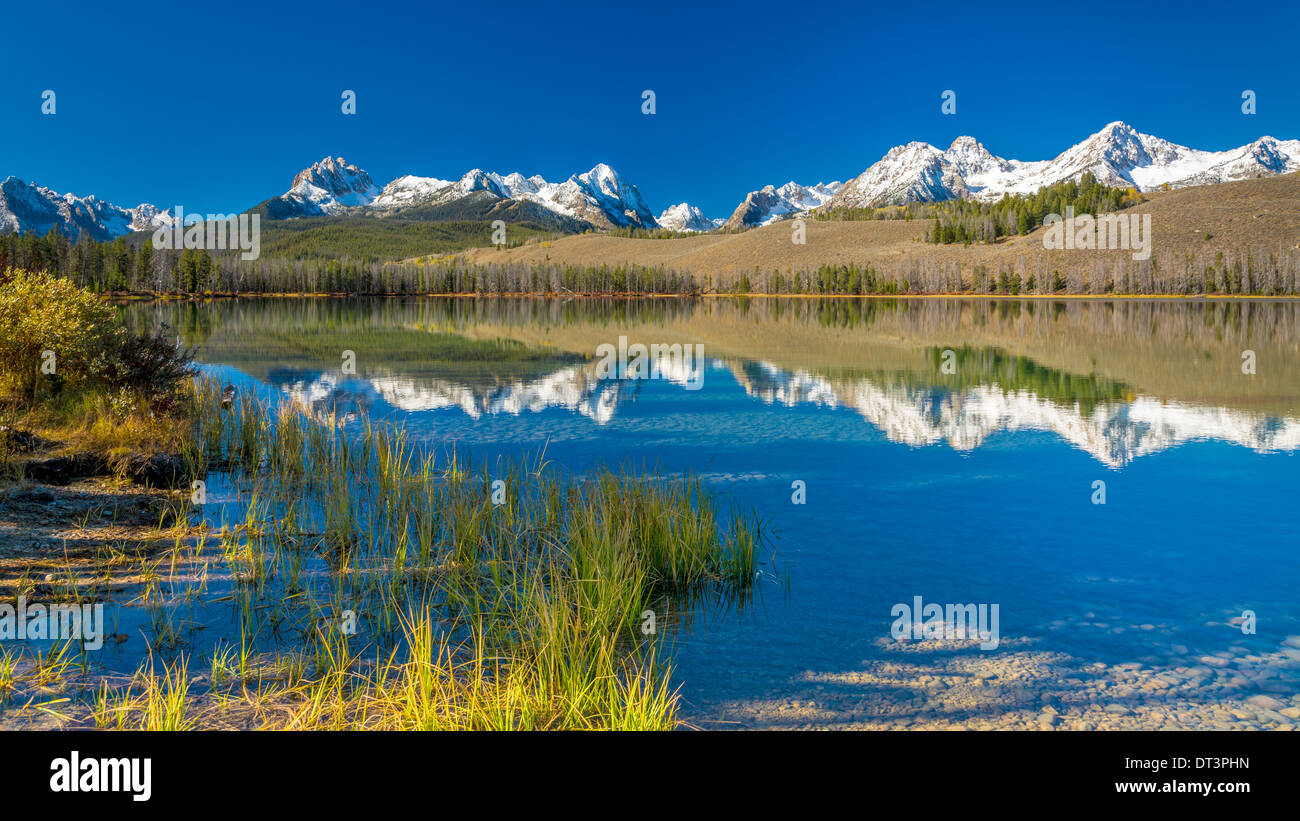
285;156;379;214
456;168;501;194
575;163;627;194
657;202;715;233
1099;120;1138;134
563;164;654;228
888;141;941;158
943;136;1009;178
292;156;368;189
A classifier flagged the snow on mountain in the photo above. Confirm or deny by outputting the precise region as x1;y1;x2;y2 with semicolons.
296;159;657;229
656;202;716;232
127;203;174;232
828;122;1300;209
1127;135;1300;189
828;141;962;208
0;175;172;241
370;174;455;208
444;163;657;228
275;156;380;216
454;168;510;197
539;163;658;229
723;180;843;229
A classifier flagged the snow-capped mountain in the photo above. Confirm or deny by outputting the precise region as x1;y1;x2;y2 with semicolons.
656;202;719;232
723;181;843;229
560;163;658;228
261;156;381;217
1041;124;1300;192
828;122;1300;208
368;174;456;209
0;176;173;241
828;142;964;208
6;121;1298;243
269;158;658;230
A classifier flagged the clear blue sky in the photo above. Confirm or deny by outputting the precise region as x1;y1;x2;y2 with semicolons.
3;0;1297;218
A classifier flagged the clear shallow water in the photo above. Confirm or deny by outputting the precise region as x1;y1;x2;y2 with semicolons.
125;296;1300;726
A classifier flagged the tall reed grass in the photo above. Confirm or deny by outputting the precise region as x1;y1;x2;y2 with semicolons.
95;380;776;730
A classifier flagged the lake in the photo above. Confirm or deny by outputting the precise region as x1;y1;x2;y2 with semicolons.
124;296;1300;729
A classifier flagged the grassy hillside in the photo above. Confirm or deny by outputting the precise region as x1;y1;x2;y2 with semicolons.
379;190;589;233
253;216;564;261
460;172;1300;289
238;190;591;261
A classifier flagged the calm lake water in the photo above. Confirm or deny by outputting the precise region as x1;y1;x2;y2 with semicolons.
124;296;1300;728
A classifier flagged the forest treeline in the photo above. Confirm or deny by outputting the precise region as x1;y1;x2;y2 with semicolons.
0;229;703;295
3;215;1299;296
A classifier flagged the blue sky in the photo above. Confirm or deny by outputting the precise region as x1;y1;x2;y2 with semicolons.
3;0;1298;218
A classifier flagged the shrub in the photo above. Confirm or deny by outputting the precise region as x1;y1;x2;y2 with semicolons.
0;268;122;399
0;268;196;405
105;325;198;404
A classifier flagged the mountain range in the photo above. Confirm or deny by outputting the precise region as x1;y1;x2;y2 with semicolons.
253;157;659;232
827;122;1300;210
3;122;1298;243
721;181;843;230
0;176;174;242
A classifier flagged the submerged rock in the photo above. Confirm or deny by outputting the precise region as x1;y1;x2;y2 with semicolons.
1246;694;1285;711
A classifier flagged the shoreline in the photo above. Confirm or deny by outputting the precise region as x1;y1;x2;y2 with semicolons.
0;384;768;730
106;290;1300;302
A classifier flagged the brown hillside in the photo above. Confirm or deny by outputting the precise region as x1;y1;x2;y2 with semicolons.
459;172;1300;287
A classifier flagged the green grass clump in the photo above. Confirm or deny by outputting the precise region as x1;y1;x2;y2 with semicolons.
86;380;774;730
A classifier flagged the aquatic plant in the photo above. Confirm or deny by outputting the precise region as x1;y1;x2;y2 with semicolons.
75;380;776;730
